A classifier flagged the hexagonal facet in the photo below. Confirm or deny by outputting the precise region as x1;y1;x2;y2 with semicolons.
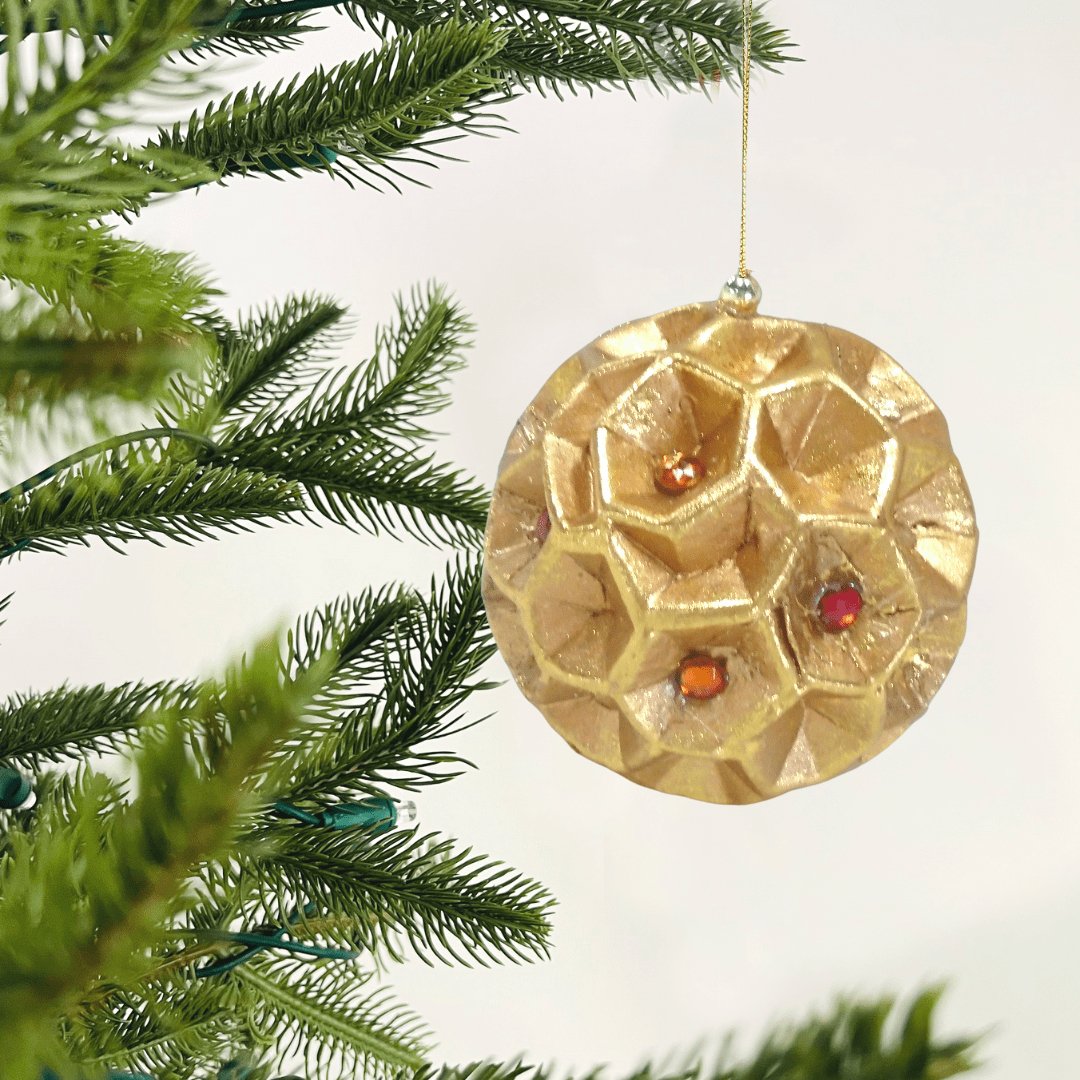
484;446;548;596
609;471;797;622
482;303;977;804
597;359;748;521
776;524;921;688
542;356;659;527
826;325;942;433
613;619;799;757
525;548;635;688
754;378;897;518
740;688;887;795
890;444;977;617
681;314;816;386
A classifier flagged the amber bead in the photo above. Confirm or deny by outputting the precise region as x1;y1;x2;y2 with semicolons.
817;584;863;632
655;451;706;494
678;654;729;700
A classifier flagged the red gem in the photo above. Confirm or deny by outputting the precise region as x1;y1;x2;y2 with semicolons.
678;655;729;700
817;585;863;632
533;508;551;543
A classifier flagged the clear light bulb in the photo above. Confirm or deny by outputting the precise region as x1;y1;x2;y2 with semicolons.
395;800;418;826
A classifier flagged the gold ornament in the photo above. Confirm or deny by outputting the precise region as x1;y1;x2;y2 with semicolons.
482;297;977;803
483;0;977;803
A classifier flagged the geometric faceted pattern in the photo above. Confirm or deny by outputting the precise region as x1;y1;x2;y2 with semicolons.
483;301;977;803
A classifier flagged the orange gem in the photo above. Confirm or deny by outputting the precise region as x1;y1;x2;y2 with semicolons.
678;654;729;700
655;451;706;494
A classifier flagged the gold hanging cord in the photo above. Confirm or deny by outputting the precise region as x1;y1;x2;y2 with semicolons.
738;0;752;279
720;0;760;313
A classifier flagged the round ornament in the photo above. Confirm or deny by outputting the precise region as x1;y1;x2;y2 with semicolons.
482;290;977;804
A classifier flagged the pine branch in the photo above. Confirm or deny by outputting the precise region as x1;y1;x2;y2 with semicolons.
0;449;302;559
351;0;795;92
0;638;326;1079
62;980;247;1078
423;990;980;1080
162;294;349;435
227;282;471;447
0;280;487;555
0;1;220;338
187;0;323;58
193;284;488;545
185;0;795;91
0;680;200;769
285;584;418;684
0;0;209;151
272;585;420;744
0;3;215;219
239;821;555;967
234;958;429;1076
0;0;331;60
270;557;495;802
149;21;513;190
0;137;213;221
225;436;488;546
0;223;220;337
0;328;209;414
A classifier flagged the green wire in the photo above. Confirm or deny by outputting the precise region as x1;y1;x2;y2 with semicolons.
194;903;357;978
274;796;399;833
0;429;220;562
0;428;219;507
196;799;406;977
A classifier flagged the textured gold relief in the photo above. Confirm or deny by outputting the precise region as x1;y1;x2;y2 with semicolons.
755;381;898;519
483;302;978;803
780;525;921;687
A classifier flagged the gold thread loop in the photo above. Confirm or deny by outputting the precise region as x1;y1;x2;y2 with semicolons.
738;0;753;279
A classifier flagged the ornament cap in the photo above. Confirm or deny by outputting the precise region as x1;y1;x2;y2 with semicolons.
720;273;762;316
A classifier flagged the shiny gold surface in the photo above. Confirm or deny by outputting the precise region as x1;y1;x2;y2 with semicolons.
483;302;977;803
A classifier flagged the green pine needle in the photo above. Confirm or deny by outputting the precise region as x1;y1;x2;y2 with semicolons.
0;450;302;558
423;989;980;1080
233;958;430;1076
239;821;556;967
353;0;796;93
0;680;201;769
269;556;495;802
0;637;327;1079
162;293;350;434
151;21;514;190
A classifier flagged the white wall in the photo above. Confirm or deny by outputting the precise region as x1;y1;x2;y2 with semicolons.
4;1;1078;1075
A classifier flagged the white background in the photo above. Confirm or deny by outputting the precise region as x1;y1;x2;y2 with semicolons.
4;1;1079;1076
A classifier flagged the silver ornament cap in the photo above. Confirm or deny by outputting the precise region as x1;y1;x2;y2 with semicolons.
720;272;762;317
